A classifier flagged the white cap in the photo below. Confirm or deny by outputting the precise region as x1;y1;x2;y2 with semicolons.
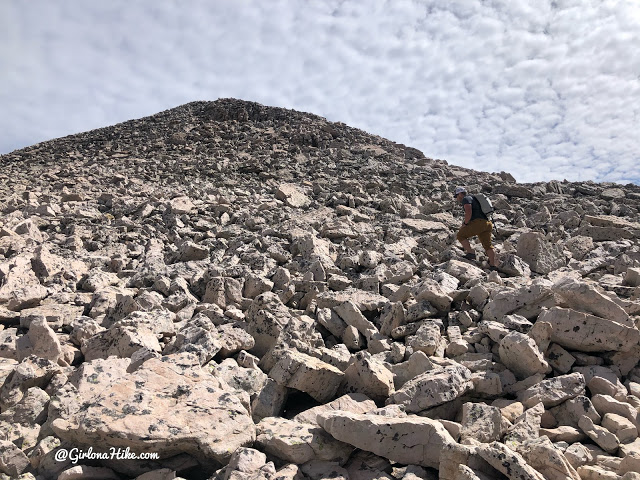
454;186;466;195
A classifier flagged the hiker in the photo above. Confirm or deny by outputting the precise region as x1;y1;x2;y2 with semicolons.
454;186;497;268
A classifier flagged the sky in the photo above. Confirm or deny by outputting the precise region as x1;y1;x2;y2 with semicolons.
2;0;639;185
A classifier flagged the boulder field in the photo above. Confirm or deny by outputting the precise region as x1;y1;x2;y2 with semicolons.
1;99;640;479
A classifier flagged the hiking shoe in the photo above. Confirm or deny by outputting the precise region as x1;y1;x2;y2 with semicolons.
463;253;476;260
489;266;499;272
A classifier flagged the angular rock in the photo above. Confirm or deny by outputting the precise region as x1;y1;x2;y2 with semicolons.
539;307;640;353
379;302;405;337
340;352;394;403
550;395;601;428
554;277;631;326
477;442;545;480
401;218;447;233
318;410;455;469
545;343;576;373
82;323;162;361
0;440;29;476
316;289;389;311
20;303;84;329
517;232;566;274
578;415;620;454
387;351;434;389
499;331;549;380
460;402;502;443
497;253;531;277
591;394;640;429
251;378;288;423
445;260;485;284
50;355;255;464
293;393;377;426
276;183;311;208
406;321;442;356
483;279;555;322
0;355;61;408
256;417;353;464
268;349;343;403
517;436;581;480
387;363;473;413
519;372;586;408
625;267;640;287
439;443;498;480
0;255;48;311
539;425;586;443
16;316;62;364
176;240;209;262
168;195;194;214
224;447;267;480
334;300;379;340
602;413;638;444
217;322;256;357
212;358;268;401
410;279;453;312
244;292;292;357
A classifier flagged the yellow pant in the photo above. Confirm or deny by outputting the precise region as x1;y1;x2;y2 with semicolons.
457;219;493;250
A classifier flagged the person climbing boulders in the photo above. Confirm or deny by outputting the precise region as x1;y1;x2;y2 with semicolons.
454;186;497;269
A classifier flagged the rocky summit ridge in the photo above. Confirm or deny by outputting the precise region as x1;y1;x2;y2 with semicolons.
0;98;640;480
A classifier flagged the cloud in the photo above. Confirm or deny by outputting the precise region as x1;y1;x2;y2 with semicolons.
1;0;639;184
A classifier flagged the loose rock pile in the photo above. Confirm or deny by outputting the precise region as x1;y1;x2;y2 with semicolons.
1;99;640;480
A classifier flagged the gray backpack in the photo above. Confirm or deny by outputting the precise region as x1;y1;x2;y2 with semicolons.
473;193;495;216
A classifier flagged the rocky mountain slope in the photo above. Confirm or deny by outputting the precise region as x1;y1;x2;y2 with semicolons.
1;98;640;480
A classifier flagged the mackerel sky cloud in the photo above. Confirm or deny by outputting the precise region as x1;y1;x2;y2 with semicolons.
2;0;639;184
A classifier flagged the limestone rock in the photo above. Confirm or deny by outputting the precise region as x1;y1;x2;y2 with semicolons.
497;253;531;277
224;447;267;480
387;363;473;413
5;96;640;480
256;417;353;464
483;279;555;322
244;293;292;357
276;183;311;208
268;349;343;403
539;307;640;352
578;415;620;454
554;277;631;326
293;393;377;425
498;331;550;380
503;402;544;444
82;322;162;361
445;260;485;284
16;316;63;364
517;436;581;480
476;442;545;480
50;355;255;464
168;195;194;214
406;321;442;356
518;372;586;408
334;300;380;340
550;395;601;428
0;255;48;311
410;279;453;312
340;352;394;403
0;355;61;408
460;402;502;443
0;440;29;476
517;232;566;274
318;410;455;468
316;289;389;311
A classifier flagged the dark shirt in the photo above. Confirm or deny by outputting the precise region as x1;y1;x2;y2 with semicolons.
462;195;488;221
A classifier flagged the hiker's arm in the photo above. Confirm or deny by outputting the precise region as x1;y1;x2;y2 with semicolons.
463;204;472;225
